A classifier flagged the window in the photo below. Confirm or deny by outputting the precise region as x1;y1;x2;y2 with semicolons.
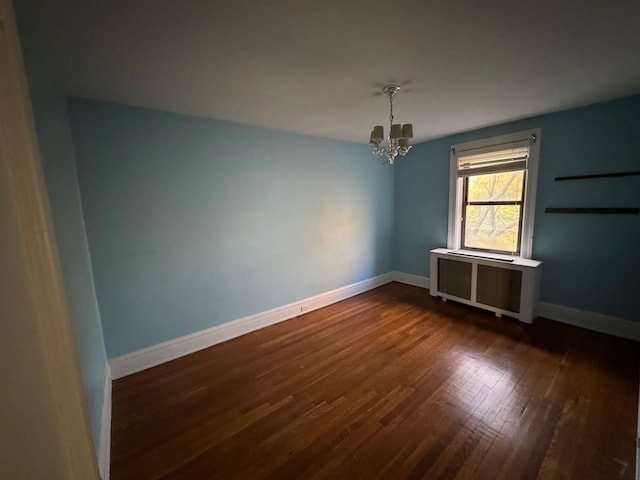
448;130;540;258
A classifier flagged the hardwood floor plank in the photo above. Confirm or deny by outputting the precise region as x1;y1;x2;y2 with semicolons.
111;282;638;479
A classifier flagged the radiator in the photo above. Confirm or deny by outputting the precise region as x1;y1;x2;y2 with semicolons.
429;248;542;323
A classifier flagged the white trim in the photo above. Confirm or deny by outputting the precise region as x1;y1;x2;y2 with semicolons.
538;302;640;341
389;270;640;341
448;128;541;259
521;129;541;258
391;271;430;289
0;0;100;476
109;273;393;379
108;269;640;379
98;363;111;480
447;150;460;250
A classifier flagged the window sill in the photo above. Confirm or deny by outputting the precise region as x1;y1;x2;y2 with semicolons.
432;248;541;268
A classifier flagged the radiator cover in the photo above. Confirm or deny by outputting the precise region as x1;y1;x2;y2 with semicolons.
430;248;542;323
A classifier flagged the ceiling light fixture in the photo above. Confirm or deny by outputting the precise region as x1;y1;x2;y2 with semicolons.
369;84;413;165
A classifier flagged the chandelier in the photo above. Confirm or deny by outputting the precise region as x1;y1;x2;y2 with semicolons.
369;84;413;165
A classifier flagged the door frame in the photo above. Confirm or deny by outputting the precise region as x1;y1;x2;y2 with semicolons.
0;0;100;477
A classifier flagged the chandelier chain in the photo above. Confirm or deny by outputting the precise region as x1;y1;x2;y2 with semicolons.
389;94;394;137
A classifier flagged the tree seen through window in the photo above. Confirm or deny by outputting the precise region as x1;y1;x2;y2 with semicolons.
462;170;525;253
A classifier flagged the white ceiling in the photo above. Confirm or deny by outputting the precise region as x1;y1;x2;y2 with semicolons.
21;0;640;143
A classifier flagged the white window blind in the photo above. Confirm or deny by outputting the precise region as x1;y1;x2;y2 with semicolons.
457;144;529;177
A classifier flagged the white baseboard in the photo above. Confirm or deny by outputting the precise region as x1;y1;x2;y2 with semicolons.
108;270;639;380
98;362;111;480
538;302;640;342
392;271;430;289
109;273;393;379
388;271;640;342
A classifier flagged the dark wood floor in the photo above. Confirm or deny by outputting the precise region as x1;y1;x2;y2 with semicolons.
111;282;639;479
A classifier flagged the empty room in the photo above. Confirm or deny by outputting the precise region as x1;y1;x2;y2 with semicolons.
3;0;640;479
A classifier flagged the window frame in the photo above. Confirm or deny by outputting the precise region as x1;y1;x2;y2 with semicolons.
447;129;541;259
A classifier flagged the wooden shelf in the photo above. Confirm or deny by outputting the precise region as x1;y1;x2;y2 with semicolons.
545;207;639;214
555;170;640;181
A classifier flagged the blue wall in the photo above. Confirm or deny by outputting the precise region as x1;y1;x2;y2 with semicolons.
17;12;108;451
395;95;640;322
68;99;394;358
